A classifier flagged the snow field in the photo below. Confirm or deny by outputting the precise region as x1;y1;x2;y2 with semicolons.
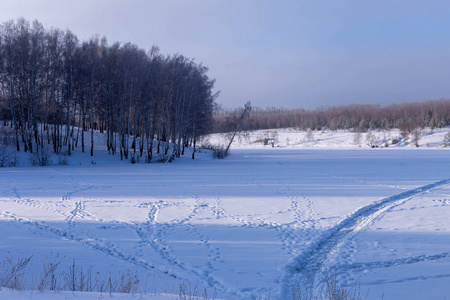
206;127;450;150
1;144;450;299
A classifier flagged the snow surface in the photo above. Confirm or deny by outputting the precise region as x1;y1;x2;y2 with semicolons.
206;127;450;150
0;291;176;300
1;128;450;299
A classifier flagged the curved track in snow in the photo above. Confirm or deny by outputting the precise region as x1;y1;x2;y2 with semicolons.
282;178;450;297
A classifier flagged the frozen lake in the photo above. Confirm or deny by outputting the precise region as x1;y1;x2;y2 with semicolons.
1;149;450;299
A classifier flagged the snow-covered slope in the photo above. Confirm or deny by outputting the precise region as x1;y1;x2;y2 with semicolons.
207;127;450;150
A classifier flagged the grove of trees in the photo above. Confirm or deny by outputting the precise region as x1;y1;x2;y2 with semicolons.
0;18;217;161
214;100;450;133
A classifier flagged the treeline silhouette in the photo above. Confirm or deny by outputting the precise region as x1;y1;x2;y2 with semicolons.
214;99;450;133
0;18;217;161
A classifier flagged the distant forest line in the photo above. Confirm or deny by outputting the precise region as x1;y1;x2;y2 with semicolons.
214;99;450;133
0;18;216;161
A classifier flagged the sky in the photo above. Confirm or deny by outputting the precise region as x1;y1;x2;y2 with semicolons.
2;1;450;109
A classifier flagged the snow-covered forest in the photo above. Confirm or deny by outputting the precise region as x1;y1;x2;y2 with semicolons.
0;19;216;162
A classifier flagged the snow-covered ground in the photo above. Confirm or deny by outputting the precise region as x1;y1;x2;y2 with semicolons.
0;291;178;300
206;127;450;150
1;128;450;299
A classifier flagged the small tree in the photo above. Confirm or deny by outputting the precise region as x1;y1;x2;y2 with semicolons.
305;128;314;142
443;132;450;147
353;130;362;146
411;129;422;147
224;101;251;156
30;145;53;166
269;131;278;147
0;126;15;167
382;129;391;147
397;119;416;142
365;130;377;147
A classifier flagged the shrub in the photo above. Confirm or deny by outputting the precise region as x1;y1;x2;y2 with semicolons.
411;129;422;147
30;146;53;166
212;146;228;159
291;272;367;300
305;128;314;142
0;126;16;167
58;155;70;165
443;132;450;147
365;131;377;147
397;119;416;141
353;131;362;146
198;141;229;159
38;254;63;291
0;255;32;290
0;145;15;167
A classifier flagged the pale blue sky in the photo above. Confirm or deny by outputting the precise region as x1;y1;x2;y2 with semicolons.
2;0;450;109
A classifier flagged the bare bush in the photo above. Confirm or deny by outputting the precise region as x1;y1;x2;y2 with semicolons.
178;282;216;300
203;287;217;300
0;143;15;167
0;255;374;299
444;132;450;147
38;254;62;291
237;130;251;144
0;255;32;290
411;129;422;147
382;130;390;147
365;131;377;148
305;128;314;142
118;270;140;294
321;272;366;300
197;141;229;159
291;278;315;300
64;260;100;293
291;272;367;300
397;120;416;142
353;130;362;146
212;146;229;159
260;131;278;147
58;154;70;165
30;146;53;166
0;126;16;167
269;131;279;147
199;140;229;159
63;260;80;292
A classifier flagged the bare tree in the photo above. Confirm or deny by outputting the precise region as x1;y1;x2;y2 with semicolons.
305;128;314;142
365;130;377;147
224;101;251;156
444;132;450;147
353;130;362;146
411;128;422;147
